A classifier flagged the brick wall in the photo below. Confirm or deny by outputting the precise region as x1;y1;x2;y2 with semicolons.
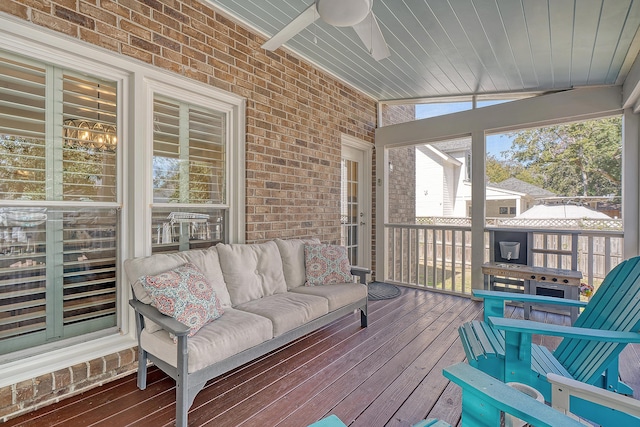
1;0;377;420
0;349;137;421
382;105;416;224
380;103;416;127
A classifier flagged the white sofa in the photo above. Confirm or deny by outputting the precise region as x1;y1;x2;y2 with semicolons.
125;238;369;427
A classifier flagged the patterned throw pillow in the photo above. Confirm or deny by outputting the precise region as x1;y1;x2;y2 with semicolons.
140;262;224;337
304;244;352;286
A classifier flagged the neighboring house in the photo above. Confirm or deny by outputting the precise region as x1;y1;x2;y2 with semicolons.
416;140;554;218
489;177;556;217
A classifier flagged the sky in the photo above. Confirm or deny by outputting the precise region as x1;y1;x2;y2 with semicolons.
415;101;514;159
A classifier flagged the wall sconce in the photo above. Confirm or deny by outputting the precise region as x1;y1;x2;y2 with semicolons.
388;162;394;172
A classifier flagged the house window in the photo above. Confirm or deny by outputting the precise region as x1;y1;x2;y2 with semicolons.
509;207;516;215
0;52;119;355
151;95;227;253
499;207;508;214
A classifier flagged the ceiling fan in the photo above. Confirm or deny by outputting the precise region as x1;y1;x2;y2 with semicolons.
261;0;390;61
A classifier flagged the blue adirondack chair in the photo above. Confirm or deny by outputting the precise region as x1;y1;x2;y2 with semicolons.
458;255;640;426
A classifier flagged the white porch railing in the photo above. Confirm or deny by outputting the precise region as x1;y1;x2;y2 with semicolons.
385;221;623;296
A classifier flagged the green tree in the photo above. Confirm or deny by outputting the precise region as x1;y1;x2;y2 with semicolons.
502;117;621;197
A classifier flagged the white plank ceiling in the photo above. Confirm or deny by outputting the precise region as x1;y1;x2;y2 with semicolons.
208;0;640;102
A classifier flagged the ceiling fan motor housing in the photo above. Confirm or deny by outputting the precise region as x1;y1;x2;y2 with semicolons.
316;0;372;27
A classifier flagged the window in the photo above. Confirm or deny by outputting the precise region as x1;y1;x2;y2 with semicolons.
0;52;119;355
151;95;228;253
509;207;516;215
499;207;508;214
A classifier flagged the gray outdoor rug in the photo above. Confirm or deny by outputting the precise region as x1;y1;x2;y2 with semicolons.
368;282;401;300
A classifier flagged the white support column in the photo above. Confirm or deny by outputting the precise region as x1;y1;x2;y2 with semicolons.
623;109;640;258
471;130;486;290
375;146;389;282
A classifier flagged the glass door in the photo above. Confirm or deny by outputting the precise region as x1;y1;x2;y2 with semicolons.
341;146;367;266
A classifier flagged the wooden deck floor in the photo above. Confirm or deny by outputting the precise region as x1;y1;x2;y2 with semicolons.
5;287;640;427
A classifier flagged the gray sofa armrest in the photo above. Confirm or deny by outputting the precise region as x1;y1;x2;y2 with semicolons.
129;298;190;337
350;266;371;285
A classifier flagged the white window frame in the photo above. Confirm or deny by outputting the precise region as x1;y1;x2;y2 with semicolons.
144;79;243;247
0;16;245;387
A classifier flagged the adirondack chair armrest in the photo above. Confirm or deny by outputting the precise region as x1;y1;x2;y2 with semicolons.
473;289;587;322
473;289;588;307
443;363;584;427
129;298;191;337
489;317;640;343
547;373;640;418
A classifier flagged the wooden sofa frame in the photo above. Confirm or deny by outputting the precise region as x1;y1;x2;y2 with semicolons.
129;266;370;427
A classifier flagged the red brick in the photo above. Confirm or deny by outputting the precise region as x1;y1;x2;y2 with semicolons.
118;348;136;366
53;368;71;389
21;0;52;13
99;0;130;19
89;358;104;377
31;9;78;37
0;385;12;408
54;4;95;29
14;380;33;402
80;27;120;51
154;55;183;74
130;35;160;54
34;374;53;398
131;10;162;32
121;19;152;40
104;353;119;372
79;2;117;26
0;404;21;419
71;363;88;383
0;1;29;19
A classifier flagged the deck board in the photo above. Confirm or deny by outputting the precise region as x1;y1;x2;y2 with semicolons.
4;287;639;427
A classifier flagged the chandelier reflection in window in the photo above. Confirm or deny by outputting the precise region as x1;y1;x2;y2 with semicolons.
63;119;117;152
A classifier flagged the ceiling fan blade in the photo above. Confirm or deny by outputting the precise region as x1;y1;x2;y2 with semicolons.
261;3;319;51
352;11;390;61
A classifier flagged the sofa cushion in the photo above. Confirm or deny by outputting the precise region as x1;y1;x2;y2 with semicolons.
125;247;231;308
235;292;328;337
139;308;273;373
124;247;231;333
141;263;224;338
275;238;321;289
304;244;353;286
290;283;367;311
217;241;287;306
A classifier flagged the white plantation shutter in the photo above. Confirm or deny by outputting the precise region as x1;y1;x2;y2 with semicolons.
152;95;227;254
188;106;225;204
0;52;119;355
0;56;46;200
153;97;226;204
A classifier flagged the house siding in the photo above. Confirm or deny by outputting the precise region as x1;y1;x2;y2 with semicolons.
0;0;377;420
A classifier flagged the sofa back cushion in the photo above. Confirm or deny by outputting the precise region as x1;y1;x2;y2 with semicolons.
275;238;321;289
124;247;231;309
216;241;287;306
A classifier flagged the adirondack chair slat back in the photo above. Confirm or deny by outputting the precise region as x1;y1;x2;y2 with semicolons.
554;256;640;383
